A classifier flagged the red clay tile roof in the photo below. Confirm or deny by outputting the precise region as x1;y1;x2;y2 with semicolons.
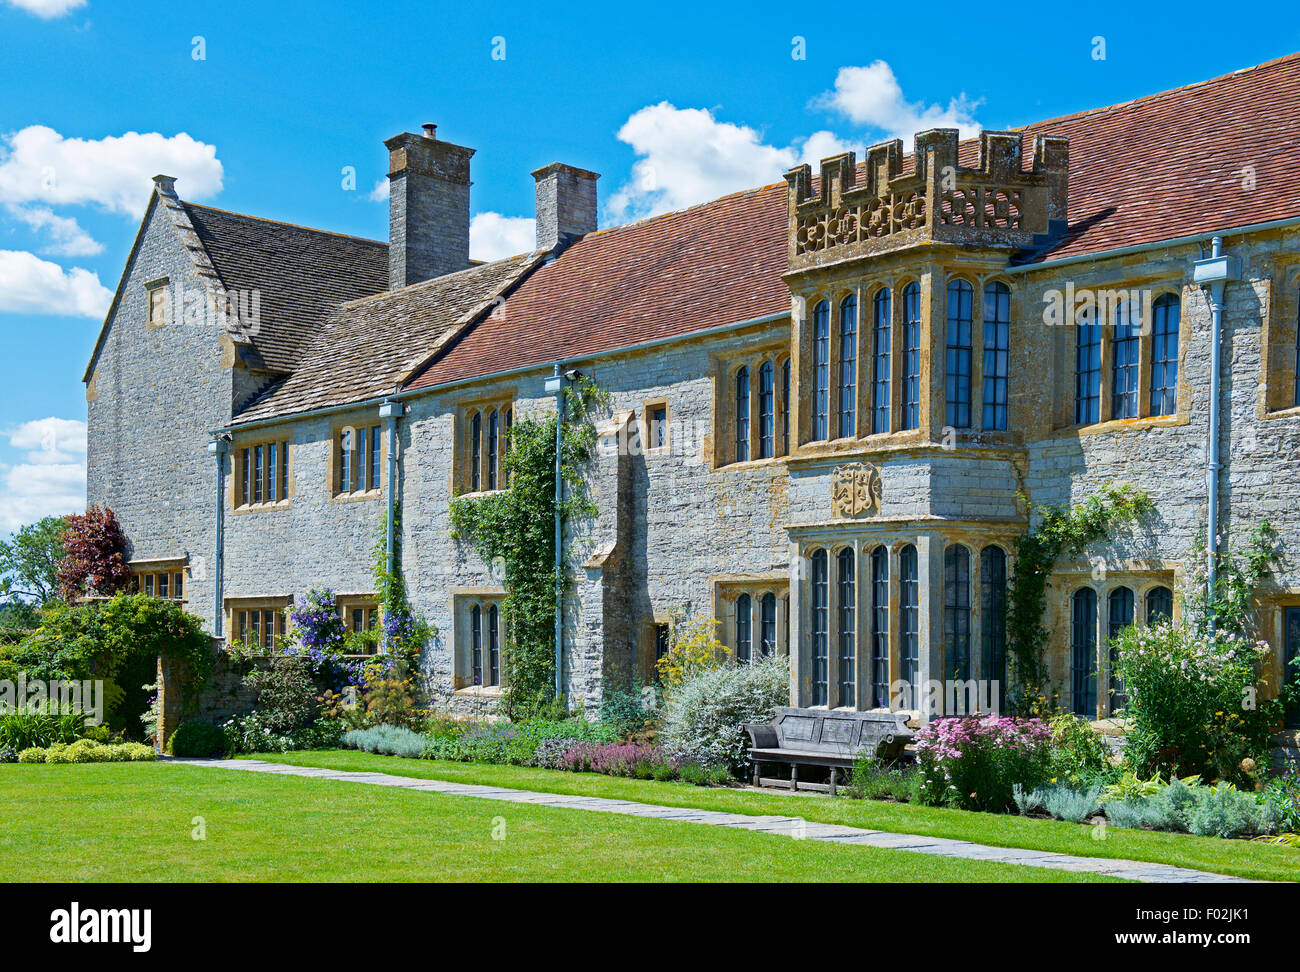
406;54;1300;392
405;184;790;390
1015;52;1300;263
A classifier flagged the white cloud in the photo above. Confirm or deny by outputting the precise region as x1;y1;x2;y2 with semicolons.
369;178;389;202
605;62;981;224
0;125;223;216
0;249;112;317
0;462;85;533
4;0;86;18
470;212;536;262
6;416;86;465
817;61;981;146
6;204;101;256
606;102;800;222
0;417;87;532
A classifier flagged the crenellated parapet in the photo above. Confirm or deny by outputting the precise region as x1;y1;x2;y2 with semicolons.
784;128;1069;272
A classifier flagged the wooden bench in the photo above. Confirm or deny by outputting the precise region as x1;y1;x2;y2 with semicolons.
742;707;915;795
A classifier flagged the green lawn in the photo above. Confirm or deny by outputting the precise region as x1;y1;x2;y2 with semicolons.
252;750;1300;883
0;763;1112;882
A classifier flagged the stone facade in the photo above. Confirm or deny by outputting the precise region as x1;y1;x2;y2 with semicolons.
85;66;1300;727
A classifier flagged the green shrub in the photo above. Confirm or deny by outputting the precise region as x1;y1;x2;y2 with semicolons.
14;740;154;763
598;688;658;737
659;656;788;775
1039;783;1103;823
1101;798;1149;829
341;724;429;757
0;708;85;750
849;755;917;802
1012;783;1045;814
914;716;1054;811
1048;713;1113;784
167;720;227;758
1186;783;1277;838
243;655;319;735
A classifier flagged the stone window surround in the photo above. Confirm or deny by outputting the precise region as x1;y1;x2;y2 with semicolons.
1052;568;1179;720
230;434;293;513
337;593;381;645
1054;277;1189;433
712;574;791;663
130;557;188;602
455;392;515;496
225;595;291;650
640;396;671;454
328;415;386;504
712;339;791;469
789;526;1021;715
789;267;1018;459
637;614;674;684
145;276;169;329
1259;255;1300;418
1259;590;1300;700
451;588;506;695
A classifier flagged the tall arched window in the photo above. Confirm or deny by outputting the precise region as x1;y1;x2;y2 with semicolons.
944;544;971;683
470;604;483;687
502;407;513;486
1146;585;1174;625
758;360;775;459
1112;302;1141;419
486;409;499;491
901;283;922;430
982;281;1010;430
735;366;750;462
980;545;1007;706
872;288;892;434
870;547;889;708
900;544;920;708
945;279;973;428
838;295;857;438
1150;294;1180;416
736;593;752;663
1108;586;1134;713
1071;588;1097;717
837;548;855;707
470;412;482;491
781;358;791;454
760;592;777;658
812;300;831;440
1075;309;1102;424
487;604;500;686
811;550;829;705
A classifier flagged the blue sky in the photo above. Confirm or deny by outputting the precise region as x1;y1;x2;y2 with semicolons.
0;0;1295;533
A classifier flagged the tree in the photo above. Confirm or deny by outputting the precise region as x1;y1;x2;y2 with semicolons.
56;505;131;603
0;514;69;606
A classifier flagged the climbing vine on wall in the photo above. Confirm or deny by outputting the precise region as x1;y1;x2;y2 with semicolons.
371;503;434;680
1006;482;1153;713
449;376;608;720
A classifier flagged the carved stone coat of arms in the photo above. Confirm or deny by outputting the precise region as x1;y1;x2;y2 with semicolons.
831;462;882;518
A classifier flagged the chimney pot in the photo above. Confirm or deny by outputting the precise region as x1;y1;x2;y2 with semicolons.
422;123;437;140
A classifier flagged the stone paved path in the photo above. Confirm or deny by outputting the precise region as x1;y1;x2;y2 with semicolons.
178;758;1254;883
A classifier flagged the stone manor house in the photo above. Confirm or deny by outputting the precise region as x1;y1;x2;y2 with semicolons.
86;55;1300;724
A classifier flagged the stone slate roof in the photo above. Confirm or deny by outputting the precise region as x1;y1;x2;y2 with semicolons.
406;184;790;391
233;252;543;423
183;203;389;373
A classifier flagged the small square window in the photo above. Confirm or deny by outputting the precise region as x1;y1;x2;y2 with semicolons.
147;284;168;326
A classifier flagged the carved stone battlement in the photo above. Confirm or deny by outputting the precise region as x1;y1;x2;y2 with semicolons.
784;128;1069;272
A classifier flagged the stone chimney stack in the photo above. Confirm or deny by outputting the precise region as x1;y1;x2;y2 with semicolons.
385;124;474;289
532;163;600;251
